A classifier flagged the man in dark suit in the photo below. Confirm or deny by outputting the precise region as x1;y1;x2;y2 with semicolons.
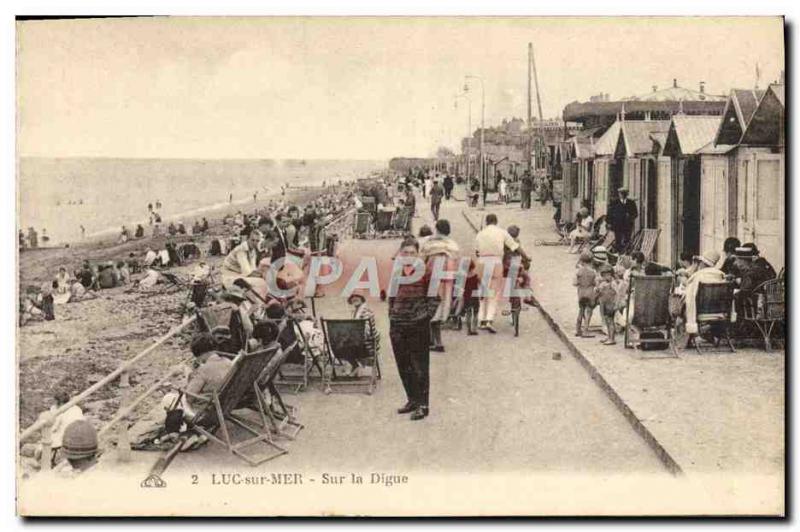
519;171;533;209
607;187;638;251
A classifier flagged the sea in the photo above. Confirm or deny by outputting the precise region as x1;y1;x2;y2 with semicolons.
18;157;386;245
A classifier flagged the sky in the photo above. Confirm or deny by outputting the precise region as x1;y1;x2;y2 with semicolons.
17;16;784;160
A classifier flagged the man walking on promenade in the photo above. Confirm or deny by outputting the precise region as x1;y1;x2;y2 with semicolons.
443;174;454;200
430;180;444;221
421;219;460;352
520;171;533;209
607;187;638;251
474;214;519;333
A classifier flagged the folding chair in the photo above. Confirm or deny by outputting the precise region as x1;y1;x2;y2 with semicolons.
178;345;287;466
375;210;394;232
692;281;736;353
353;212;372;237
274;318;325;393
743;277;785;351
256;339;304;440
638;229;661;261
321;318;381;395
392;208;411;231
623;275;678;358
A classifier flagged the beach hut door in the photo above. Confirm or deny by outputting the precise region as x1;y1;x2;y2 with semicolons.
751;154;783;268
700;157;728;255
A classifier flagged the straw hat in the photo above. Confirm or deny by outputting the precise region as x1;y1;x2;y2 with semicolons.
696;250;721;267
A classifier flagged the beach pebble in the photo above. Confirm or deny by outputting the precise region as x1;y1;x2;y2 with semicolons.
552;352;562;361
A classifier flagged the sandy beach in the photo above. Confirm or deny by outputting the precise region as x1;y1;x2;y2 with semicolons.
17;185;333;434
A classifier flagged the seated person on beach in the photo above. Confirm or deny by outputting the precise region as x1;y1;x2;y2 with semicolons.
20;390;85;471
97;263;117;289
117;261;131;285
192;220;202;235
731;243;777;317
674;252;697;292
177;221;187;234
135;224;145;238
568;208;593;253
77;261;96;289
167;222;177;236
50;419;99;478
130;333;229;450
221;230;268;301
53;267;73;305
683;250;725;339
143;247;158;267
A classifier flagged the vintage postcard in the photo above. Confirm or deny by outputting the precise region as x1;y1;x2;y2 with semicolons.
16;16;785;516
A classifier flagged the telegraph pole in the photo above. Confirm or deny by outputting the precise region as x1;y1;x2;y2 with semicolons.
527;43;533;172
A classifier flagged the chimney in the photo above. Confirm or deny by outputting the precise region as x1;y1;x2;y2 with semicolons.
699;81;705;94
673;78;678;88
652;85;658;93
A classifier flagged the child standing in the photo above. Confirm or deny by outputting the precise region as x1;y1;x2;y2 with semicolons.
595;264;620;345
456;259;481;336
573;251;597;337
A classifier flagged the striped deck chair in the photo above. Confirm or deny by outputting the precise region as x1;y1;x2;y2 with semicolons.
638;228;661;261
321;318;381;395
623;275;678;357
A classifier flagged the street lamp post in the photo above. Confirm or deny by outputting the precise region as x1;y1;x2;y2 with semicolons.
454;92;472;188
465;75;485;207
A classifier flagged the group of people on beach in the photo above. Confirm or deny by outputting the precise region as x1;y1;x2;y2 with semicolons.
19;227;49;250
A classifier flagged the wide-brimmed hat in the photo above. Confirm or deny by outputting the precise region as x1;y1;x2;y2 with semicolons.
695;250;721;267
347;292;367;304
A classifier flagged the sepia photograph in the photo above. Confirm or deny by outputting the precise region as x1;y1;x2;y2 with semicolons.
14;15;785;517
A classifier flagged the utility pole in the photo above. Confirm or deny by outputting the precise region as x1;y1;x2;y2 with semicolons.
527;43;533;173
455;93;472;182
466;75;486;207
530;42;546;179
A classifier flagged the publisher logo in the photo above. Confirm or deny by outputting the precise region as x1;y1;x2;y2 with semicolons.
140;474;167;488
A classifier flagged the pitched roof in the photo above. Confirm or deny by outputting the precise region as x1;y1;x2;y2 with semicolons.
740;84;785;146
663;116;722;156
713;89;766;145
593;120;622;156
697;142;736;155
770;84;785;106
619;120;671;155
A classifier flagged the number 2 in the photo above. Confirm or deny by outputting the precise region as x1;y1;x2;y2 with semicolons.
191;475;198;485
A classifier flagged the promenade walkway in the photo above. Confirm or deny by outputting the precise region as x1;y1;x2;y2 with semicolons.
462;201;784;485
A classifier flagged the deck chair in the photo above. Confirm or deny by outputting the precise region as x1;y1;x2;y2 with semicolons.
393;208;411;231
623;275;678;357
255;339;304;440
621;229;644;256
743;277;785;351
638;228;661;261
274;318;324;392
375;210;394;232
180;345;287;466
692;281;736;354
353;212;372;237
321;318;381;394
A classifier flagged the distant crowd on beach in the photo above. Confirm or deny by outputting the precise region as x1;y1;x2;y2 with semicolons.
19;227;50;250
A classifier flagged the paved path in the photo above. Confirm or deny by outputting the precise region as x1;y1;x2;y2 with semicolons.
165;195;666;477
461;200;784;479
